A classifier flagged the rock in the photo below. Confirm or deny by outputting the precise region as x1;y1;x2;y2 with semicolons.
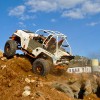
69;82;81;98
93;75;98;80
1;65;7;70
24;86;31;91
28;75;32;77
37;81;44;87
70;84;80;92
25;78;31;83
93;72;100;77
84;80;92;96
8;82;12;87
30;79;36;83
91;78;98;93
14;55;17;58
31;96;34;99
52;82;74;98
1;57;7;61
22;90;31;97
35;81;44;87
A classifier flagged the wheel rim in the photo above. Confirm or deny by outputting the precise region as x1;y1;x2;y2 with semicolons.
36;65;43;74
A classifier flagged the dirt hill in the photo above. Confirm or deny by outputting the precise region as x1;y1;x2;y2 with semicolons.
0;51;100;100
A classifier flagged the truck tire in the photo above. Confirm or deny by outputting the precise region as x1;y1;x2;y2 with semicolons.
32;58;50;76
4;40;17;58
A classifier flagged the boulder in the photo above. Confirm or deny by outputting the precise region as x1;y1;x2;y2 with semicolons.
52;82;74;98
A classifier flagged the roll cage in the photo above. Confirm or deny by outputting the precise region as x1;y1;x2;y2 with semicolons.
35;29;72;55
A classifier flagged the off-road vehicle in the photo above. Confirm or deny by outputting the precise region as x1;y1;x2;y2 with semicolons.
4;29;74;75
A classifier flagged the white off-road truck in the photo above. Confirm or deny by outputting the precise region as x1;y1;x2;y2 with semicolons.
4;29;74;75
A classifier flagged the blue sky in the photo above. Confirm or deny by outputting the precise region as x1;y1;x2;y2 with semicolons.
0;0;100;58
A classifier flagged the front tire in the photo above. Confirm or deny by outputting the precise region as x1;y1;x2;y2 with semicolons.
32;58;50;76
4;40;17;58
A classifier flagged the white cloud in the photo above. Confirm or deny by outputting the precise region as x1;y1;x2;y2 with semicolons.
25;0;57;12
62;0;100;19
9;5;35;20
9;0;100;19
62;9;84;19
86;22;100;26
32;23;36;26
9;5;25;16
25;0;86;12
25;0;100;19
18;22;26;27
58;0;86;9
20;15;35;20
82;1;100;14
51;18;56;22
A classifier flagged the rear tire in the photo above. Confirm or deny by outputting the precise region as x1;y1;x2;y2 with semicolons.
32;58;50;76
4;40;17;58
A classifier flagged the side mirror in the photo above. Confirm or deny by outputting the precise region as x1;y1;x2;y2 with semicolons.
44;31;47;33
62;45;69;47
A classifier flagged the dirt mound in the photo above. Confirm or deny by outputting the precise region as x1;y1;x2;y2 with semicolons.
0;53;100;100
0;55;73;100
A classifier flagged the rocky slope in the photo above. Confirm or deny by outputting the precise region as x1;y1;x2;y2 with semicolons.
0;52;100;100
